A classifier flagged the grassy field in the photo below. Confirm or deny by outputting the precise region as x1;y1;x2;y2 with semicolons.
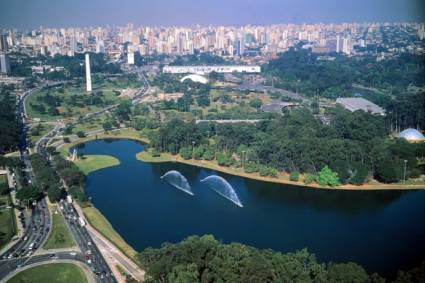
74;155;120;175
136;151;174;163
25;79;132;121
0;174;7;191
43;207;76;250
7;263;88;283
0;195;16;250
82;206;138;260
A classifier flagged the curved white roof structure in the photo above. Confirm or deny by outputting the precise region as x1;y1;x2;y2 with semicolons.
180;74;208;84
399;128;425;141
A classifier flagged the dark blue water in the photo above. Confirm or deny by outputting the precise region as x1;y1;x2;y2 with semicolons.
75;139;425;277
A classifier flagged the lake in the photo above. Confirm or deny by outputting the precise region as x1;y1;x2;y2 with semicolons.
74;139;425;277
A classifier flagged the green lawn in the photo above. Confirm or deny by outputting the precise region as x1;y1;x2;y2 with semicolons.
43;208;75;249
82;206;138;260
74;155;120;175
7;263;88;283
136;151;174;163
0;195;16;250
0;175;7;192
25;80;128;121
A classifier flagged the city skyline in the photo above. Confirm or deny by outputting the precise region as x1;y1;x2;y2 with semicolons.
0;0;424;29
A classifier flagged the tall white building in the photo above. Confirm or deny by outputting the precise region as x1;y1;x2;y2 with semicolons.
127;51;135;65
342;37;351;54
85;53;92;92
0;53;11;74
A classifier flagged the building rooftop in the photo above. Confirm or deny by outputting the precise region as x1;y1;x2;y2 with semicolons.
399;128;425;141
336;97;385;115
261;101;298;113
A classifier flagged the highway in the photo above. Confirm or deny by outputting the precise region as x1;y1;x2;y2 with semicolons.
0;69;150;282
0;80;119;282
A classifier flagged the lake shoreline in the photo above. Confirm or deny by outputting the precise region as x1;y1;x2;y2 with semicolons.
136;151;425;191
59;131;425;191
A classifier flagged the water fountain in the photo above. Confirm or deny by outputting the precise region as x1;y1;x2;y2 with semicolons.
160;170;194;195
200;175;243;207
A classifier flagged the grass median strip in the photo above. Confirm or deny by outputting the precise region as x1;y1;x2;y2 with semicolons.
82;205;138;260
43;207;76;250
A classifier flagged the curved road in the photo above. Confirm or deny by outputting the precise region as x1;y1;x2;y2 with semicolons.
0;69;149;282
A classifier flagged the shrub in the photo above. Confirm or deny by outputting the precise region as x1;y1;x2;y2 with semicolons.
203;148;215;161
179;147;192;160
244;162;259;173
289;171;300;182
259;166;269;176
150;148;160;157
304;173;316;184
316;166;340;187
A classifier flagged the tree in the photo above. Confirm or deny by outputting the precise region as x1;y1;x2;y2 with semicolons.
102;120;113;132
116;100;132;121
76;131;86;138
327;262;370;283
304;173;316;184
179;147;192;160
168;264;199;283
316;166;340;187
203;147;215;161
192;146;204;160
249;98;263;109
16;185;43;203
138;234;383;283
289;172;300;182
47;185;63;202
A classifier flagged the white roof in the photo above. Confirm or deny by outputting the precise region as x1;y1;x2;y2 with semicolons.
399;128;424;141
180;74;208;84
336;97;385;115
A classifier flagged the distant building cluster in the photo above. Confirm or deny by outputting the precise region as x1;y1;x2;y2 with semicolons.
163;65;261;74
0;22;423;63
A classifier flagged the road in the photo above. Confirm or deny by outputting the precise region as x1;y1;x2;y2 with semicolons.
0;70;150;282
0;80;119;282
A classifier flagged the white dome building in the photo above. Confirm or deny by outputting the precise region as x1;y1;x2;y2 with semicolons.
180;74;208;84
399;128;425;141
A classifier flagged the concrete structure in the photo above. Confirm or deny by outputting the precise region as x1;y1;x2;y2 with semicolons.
85;53;92;92
0;53;11;74
163;65;261;75
399;128;424;142
261;102;299;113
0;34;7;51
127;51;135;65
180;74;208;84
336;97;385;115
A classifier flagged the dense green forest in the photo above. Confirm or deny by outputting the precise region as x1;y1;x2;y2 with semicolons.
0;88;20;154
150;107;425;185
264;48;425;130
138;235;424;283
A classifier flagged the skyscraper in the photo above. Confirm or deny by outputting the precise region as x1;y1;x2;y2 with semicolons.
0;53;11;74
85;53;92;92
236;37;245;56
0;34;7;52
336;35;341;53
342;37;351;54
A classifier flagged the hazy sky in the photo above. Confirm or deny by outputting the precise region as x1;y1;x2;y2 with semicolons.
1;0;424;29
